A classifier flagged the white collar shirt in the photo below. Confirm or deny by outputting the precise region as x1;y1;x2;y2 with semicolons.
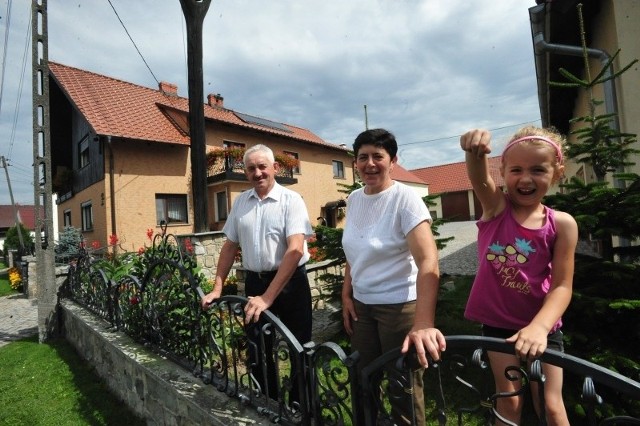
222;182;313;272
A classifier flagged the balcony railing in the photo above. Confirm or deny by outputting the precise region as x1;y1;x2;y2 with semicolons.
206;151;296;185
61;229;640;425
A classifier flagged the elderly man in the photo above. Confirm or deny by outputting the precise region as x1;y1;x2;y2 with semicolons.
201;143;313;400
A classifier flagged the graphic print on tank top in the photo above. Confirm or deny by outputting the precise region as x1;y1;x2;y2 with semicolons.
485;237;536;296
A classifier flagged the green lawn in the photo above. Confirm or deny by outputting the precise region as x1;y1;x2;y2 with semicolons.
0;336;146;426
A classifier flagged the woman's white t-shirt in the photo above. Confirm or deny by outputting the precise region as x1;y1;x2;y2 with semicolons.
342;181;431;304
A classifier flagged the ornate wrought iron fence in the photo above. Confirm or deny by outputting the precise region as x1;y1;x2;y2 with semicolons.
61;229;640;425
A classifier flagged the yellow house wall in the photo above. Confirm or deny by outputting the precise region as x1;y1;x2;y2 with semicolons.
58;118;353;251
108;140;193;252
204;123;354;230
58;181;108;247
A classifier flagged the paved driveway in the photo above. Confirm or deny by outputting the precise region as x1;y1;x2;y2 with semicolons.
436;221;478;276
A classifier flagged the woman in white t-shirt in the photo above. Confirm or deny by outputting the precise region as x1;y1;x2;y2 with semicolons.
342;128;446;425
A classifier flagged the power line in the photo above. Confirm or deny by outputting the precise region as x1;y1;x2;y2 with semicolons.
398;119;542;148
106;0;160;85
0;0;13;118
7;14;31;160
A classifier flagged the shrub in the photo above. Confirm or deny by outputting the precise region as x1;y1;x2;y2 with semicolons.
8;267;22;291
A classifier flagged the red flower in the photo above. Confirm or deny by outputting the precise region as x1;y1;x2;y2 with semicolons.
146;228;154;240
91;241;100;250
130;296;140;305
109;234;119;246
184;239;194;253
138;247;145;255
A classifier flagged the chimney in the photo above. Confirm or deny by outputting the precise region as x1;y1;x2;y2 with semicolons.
207;93;224;108
159;81;178;95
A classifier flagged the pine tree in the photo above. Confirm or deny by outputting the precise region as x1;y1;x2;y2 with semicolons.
55;226;84;262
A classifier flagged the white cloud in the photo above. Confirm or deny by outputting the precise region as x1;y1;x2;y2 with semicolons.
0;0;542;205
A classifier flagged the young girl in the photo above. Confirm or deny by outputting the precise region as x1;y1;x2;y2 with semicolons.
460;127;578;426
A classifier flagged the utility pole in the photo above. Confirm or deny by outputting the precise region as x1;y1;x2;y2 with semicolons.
364;104;369;130
0;156;25;250
179;0;211;233
32;0;57;342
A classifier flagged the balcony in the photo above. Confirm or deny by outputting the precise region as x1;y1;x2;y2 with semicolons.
206;148;297;185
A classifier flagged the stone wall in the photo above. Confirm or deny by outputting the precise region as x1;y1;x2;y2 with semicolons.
181;231;345;309
60;299;269;425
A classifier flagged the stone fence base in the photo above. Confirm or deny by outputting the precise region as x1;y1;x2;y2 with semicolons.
60;299;270;425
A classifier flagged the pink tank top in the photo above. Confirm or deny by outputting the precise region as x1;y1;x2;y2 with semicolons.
464;198;562;332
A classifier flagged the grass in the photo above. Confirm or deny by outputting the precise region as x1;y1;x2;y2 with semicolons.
0;336;146;426
1;261;144;425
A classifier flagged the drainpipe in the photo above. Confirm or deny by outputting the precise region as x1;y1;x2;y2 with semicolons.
107;136;117;238
529;4;620;134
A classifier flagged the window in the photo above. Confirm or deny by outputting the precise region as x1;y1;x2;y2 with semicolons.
223;141;246;150
284;151;300;174
215;191;228;221
155;194;188;225
79;136;90;168
81;202;93;231
332;160;345;178
63;210;72;227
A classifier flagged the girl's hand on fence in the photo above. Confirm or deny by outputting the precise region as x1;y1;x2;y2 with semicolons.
506;323;548;360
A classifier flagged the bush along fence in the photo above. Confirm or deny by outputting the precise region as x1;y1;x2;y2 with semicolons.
60;226;640;425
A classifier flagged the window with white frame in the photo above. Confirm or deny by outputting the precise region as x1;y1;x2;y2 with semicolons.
79;136;90;168
332;160;345;179
215;191;228;221
284;151;300;174
63;210;72;227
155;194;188;225
81;202;93;231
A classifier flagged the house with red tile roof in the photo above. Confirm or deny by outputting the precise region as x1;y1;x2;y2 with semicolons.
411;156;504;221
48;62;354;251
0;204;43;252
390;163;429;198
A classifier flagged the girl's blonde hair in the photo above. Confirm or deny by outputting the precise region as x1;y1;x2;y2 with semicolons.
504;126;566;166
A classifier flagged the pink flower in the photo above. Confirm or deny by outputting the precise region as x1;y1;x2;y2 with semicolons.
138;247;145;255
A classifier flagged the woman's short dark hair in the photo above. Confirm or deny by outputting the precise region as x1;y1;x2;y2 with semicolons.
353;128;398;158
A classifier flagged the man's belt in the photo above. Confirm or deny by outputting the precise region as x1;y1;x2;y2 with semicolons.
246;264;305;281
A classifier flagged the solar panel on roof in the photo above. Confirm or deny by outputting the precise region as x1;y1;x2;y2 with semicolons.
234;112;293;133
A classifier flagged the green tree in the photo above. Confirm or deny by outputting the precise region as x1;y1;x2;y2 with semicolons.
4;223;33;253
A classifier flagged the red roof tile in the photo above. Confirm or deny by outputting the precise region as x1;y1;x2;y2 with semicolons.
0;205;42;230
411;156;504;194
48;62;345;151
390;164;427;185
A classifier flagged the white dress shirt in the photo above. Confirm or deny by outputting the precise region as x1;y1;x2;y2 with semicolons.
223;182;313;272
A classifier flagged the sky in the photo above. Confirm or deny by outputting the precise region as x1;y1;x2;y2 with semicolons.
0;0;542;206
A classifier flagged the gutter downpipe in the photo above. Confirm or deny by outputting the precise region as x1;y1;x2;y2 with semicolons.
107;135;117;239
529;4;621;137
